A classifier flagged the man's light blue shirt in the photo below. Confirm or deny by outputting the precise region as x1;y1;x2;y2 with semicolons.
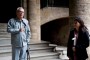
7;18;31;47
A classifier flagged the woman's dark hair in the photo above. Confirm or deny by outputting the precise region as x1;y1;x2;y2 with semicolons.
74;17;88;32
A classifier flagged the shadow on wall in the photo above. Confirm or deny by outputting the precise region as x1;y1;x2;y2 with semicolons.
41;17;69;46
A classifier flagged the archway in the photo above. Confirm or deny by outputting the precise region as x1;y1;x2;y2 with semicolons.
41;17;69;46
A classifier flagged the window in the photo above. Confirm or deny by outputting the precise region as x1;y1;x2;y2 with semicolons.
40;0;69;9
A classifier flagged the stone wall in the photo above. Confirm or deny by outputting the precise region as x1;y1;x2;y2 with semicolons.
41;7;69;25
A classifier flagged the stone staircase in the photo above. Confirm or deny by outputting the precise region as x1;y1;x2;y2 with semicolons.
0;23;69;60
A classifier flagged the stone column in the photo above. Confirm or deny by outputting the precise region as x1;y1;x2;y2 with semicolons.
23;0;27;18
69;0;90;59
28;0;41;43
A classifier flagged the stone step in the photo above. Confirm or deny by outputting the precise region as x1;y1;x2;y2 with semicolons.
0;23;7;25
0;29;7;32
0;32;10;35
0;51;59;59
30;52;59;58
0;41;52;54
0;38;11;40
0;45;69;60
0;38;11;45
55;46;67;54
0;41;59;59
0;45;54;54
0;39;50;46
0;37;66;60
0;35;11;38
59;54;69;60
0;55;64;60
0;48;54;56
32;59;62;60
55;46;69;60
0;23;7;28
32;58;66;60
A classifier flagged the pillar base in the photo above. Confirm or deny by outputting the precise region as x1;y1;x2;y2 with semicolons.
30;39;41;43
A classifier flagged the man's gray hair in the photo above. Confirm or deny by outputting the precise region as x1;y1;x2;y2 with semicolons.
16;7;24;12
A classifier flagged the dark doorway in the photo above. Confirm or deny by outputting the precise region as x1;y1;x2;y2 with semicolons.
41;18;69;46
0;0;21;23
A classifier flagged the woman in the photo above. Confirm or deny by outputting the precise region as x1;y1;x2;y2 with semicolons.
67;17;89;60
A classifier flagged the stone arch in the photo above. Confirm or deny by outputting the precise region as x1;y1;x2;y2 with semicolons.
41;7;69;25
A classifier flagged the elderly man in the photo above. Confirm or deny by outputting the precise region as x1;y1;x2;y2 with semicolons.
7;7;31;60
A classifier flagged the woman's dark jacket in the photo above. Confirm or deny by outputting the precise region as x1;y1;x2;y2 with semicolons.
67;29;89;59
